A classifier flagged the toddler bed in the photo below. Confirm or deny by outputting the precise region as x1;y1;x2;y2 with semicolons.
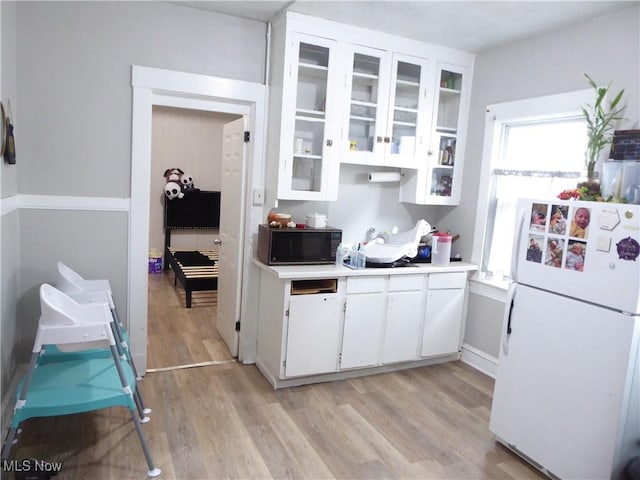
163;190;221;308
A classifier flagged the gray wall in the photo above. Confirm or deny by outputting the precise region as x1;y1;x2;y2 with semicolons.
449;5;640;364
1;1;19;399
17;1;267;197
1;2;267;394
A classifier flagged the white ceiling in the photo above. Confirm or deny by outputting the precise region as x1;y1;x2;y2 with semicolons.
171;1;635;52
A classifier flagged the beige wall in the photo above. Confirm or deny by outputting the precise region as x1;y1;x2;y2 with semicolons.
149;106;240;256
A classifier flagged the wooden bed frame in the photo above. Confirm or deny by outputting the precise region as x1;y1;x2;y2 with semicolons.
165;248;219;308
163;190;221;308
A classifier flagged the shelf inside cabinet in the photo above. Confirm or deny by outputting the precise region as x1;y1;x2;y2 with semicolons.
296;112;326;123
352;72;379;80
299;62;328;72
291;278;338;295
393;120;417;127
293;153;322;160
350;115;376;122
439;87;461;95
396;79;420;87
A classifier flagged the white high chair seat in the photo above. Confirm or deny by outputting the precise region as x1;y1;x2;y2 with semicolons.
52;262;150;416
0;284;161;477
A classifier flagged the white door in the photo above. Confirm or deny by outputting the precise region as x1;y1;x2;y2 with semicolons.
217;117;247;357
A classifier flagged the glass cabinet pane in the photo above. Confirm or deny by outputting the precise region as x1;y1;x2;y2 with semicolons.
390;61;420;157
348;53;380;153
431;169;453;197
296;43;329;114
292;42;329;192
436;69;463;133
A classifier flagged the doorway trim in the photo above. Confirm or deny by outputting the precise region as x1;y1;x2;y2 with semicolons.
130;65;266;373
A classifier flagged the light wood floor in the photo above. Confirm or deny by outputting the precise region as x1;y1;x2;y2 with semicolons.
147;270;232;370
7;272;546;479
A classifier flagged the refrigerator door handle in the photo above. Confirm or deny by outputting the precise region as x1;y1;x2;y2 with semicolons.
501;282;517;355
510;208;527;283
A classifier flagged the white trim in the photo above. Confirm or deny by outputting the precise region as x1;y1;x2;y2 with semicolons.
468;277;508;303
152;94;250;116
1;195;19;216
129;65;266;373
471;88;593;270
2;194;129;216
460;343;498;379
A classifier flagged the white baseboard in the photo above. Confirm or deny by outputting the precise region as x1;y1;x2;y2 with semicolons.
460;343;498;379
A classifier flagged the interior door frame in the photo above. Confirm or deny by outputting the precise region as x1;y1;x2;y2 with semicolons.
130;65;266;373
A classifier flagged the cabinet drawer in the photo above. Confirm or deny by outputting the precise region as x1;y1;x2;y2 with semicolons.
428;272;467;289
346;276;386;294
388;274;425;292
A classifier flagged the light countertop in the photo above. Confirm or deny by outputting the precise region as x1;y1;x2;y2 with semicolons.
253;258;478;280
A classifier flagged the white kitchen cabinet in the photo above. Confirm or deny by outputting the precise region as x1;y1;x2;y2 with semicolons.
342;47;434;169
341;292;387;369
266;13;474;205
421;272;467;357
340;276;387;369
382;274;425;364
269;26;342;201
400;62;471;205
382;291;424;364
285;289;342;377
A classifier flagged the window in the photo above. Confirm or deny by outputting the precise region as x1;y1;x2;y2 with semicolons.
474;90;591;283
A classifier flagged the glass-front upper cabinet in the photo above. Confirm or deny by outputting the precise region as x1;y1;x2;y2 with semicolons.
342;45;390;166
277;33;341;201
399;62;470;205
426;63;468;202
385;54;433;169
342;47;432;168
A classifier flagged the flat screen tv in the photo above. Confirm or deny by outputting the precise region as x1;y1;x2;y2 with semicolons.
163;190;221;229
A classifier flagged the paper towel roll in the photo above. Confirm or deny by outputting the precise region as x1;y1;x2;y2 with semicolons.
368;172;402;183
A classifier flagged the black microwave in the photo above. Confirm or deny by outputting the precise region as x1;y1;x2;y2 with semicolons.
257;224;342;265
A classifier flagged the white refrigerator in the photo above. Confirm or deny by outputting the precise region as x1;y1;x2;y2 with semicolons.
490;198;640;479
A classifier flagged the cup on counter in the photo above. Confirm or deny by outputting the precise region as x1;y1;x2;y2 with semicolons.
431;233;452;265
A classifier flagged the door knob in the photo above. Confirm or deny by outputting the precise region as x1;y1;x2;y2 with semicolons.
214;239;222;245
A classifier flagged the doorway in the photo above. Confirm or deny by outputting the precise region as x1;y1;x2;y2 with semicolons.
130;65;267;374
147;106;241;371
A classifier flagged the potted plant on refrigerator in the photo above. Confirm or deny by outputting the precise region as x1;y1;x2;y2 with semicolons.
579;73;626;197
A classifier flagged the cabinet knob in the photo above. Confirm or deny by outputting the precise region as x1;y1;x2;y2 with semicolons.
326;139;333;147
376;136;383;143
427;150;433;156
384;137;390;143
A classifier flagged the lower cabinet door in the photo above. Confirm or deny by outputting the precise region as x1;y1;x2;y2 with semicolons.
382;291;423;364
421;288;465;357
285;294;342;377
341;293;386;369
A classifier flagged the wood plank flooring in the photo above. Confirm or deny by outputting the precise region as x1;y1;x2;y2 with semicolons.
6;273;546;479
147;270;232;370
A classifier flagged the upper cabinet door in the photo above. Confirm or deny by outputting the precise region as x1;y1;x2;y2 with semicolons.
400;61;470;205
341;48;433;169
277;33;341;201
384;53;434;169
342;45;390;166
425;62;470;204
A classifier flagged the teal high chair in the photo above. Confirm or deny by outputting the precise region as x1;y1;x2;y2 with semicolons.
0;284;161;477
54;262;150;416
